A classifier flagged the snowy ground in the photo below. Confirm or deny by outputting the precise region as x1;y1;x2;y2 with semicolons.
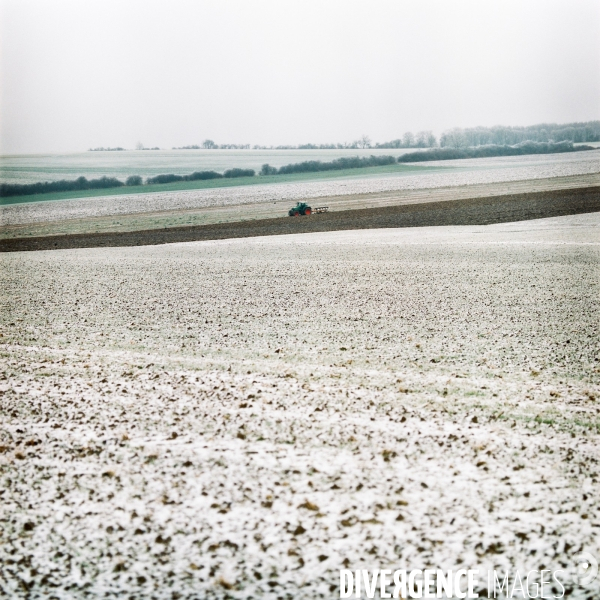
2;151;599;226
1;213;599;599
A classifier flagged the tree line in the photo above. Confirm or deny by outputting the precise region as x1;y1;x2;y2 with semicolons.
253;132;438;150
1;176;126;198
145;168;255;184
398;140;593;163
173;140;251;150
260;155;396;176
88;147;125;152
1;169;255;198
87;121;600;153
4;140;596;198
440;121;600;148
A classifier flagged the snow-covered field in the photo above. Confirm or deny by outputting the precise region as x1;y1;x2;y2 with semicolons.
2;151;599;226
1;213;599;598
0;148;427;185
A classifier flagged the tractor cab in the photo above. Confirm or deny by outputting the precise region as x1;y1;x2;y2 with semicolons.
288;202;312;216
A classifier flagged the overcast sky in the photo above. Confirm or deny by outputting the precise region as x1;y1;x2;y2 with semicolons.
1;0;599;153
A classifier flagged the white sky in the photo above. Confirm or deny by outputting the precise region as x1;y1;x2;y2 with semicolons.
1;0;599;153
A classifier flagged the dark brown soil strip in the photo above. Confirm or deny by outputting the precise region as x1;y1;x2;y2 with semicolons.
2;186;599;252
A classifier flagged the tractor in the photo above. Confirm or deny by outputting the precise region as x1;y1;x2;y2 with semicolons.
288;202;312;216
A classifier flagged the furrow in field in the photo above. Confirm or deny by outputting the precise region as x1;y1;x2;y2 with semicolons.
2;152;598;227
1;213;599;598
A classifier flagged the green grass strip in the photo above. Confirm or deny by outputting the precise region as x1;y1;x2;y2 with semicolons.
0;163;445;206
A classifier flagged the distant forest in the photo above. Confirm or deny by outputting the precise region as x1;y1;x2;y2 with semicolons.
439;121;600;148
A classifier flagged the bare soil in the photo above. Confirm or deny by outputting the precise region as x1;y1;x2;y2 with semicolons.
2;185;599;252
1;214;599;598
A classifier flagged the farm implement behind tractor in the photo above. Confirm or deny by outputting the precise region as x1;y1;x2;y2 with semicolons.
288;202;329;216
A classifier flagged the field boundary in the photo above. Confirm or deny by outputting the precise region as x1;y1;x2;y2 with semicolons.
0;163;435;206
1;186;599;252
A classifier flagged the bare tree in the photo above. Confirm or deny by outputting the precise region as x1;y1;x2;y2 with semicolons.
202;139;217;149
356;135;371;149
402;132;415;147
442;129;468;148
416;130;437;147
135;141;145;150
